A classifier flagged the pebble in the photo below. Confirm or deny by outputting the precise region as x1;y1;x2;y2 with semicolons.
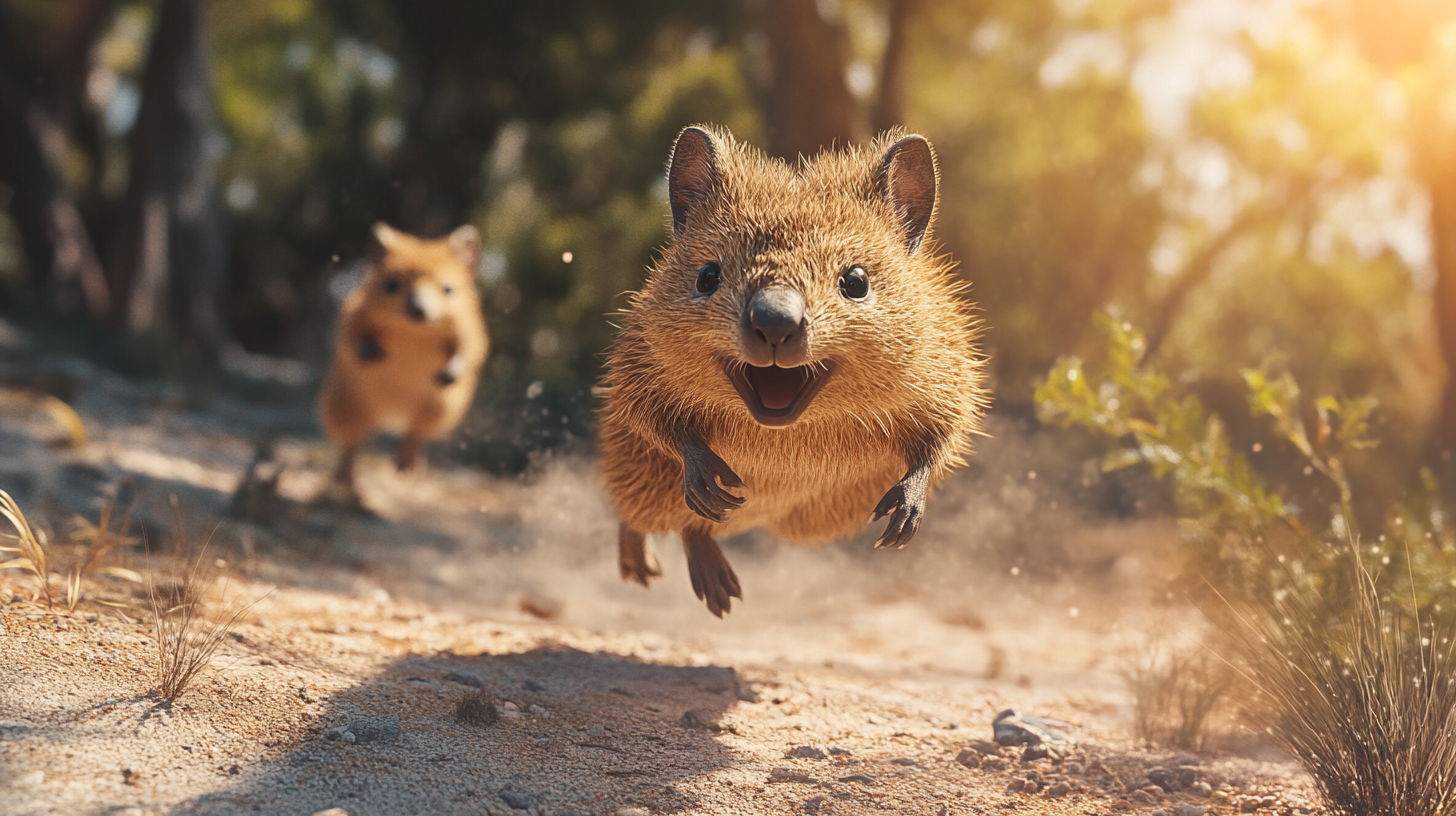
1169;753;1201;766
888;757;919;767
446;671;484;688
528;704;550;719
992;710;1047;747
498;790;532;810
523;678;546;692
827;746;851;756
967;738;999;754
680;709;721;731
340;715;400;743
587;725;606;737
768;766;816;784
1132;789;1158;805
1147;766;1179;791
955;748;981;768
804;794;826;812
785;744;826;759
1190;781;1213;797
837;774;876;785
1046;781;1070;798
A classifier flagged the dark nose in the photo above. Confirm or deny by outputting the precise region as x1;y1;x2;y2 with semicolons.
740;287;808;366
406;295;427;321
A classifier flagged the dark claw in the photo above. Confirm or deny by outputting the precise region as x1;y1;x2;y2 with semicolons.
683;437;745;524
684;529;742;617
873;466;930;550
434;369;457;386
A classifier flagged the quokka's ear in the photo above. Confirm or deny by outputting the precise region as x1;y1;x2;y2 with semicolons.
448;224;481;269
369;222;403;263
667;126;721;234
877;134;938;254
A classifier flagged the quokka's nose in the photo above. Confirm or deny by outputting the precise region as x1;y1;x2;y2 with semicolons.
748;287;805;348
406;295;428;321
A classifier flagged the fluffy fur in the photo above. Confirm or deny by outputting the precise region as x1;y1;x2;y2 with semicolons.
319;223;488;493
598;125;987;616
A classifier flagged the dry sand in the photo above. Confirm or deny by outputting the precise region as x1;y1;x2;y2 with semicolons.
0;331;1323;816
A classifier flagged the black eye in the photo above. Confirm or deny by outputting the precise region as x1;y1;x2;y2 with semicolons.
839;266;869;301
383;277;401;294
694;262;721;296
442;284;454;296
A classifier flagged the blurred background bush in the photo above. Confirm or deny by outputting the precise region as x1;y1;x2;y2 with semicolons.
1;0;1454;488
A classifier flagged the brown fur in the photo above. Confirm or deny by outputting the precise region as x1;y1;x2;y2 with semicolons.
319;223;488;492
597;126;987;616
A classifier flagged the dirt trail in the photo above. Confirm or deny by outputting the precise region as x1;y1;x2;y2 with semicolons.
0;325;1320;816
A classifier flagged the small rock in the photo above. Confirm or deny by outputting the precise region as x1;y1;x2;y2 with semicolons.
1021;743;1048;761
523;678;546;692
967;738;1000;755
1005;777;1026;794
768;766;816;784
827;746;851;756
981;756;1009;771
501;701;520;711
444;671;484;688
1175;805;1210;816
227;764;241;775
1178;767;1199;789
680;709;721;732
786;745;827;759
1151;810;1171;816
837;774;876;785
344;715;400;743
888;757;919;767
804;794;826;812
498;790;533;809
1190;781;1213;797
1132;789;1158;805
1169;753;1201;766
955;748;982;768
1147;766;1179;791
1045;781;1070;798
587;725;606;737
342;731;356;744
529;704;550;719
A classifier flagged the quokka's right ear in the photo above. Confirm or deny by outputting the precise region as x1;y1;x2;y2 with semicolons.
667;126;721;234
369;222;402;262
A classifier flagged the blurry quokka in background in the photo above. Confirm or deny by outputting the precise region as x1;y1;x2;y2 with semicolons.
318;223;488;498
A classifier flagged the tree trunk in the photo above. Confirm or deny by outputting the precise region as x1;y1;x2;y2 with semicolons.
105;0;227;354
871;0;915;135
755;0;857;160
0;2;110;316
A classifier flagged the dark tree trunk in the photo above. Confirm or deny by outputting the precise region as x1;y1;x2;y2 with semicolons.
871;0;915;134
106;0;227;353
1427;158;1456;454
0;2;110;316
755;0;856;161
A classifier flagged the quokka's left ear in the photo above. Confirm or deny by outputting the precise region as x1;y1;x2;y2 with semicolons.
876;134;937;255
448;224;481;268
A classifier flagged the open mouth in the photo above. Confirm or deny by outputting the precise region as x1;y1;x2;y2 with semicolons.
725;361;835;427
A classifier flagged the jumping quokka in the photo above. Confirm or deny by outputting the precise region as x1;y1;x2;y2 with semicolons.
598;126;987;617
319;223;488;495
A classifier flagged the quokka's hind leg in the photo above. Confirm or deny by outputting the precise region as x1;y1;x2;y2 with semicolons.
618;524;662;587
682;526;742;618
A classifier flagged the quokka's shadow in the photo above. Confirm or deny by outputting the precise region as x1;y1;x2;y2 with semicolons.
171;646;752;816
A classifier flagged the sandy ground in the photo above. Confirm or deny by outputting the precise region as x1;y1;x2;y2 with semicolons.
0;322;1323;816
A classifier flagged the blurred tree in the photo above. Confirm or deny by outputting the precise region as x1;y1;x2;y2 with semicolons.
105;0;227;354
751;0;856;159
0;0;110;316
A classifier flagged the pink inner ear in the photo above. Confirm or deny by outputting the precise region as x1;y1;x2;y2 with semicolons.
881;136;937;253
669;127;718;233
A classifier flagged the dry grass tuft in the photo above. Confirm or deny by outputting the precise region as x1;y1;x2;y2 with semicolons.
1226;551;1456;816
454;689;501;727
0;489;51;605
147;540;261;701
1121;637;1230;750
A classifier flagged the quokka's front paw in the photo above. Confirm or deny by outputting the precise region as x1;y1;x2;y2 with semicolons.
682;437;745;523
872;467;929;550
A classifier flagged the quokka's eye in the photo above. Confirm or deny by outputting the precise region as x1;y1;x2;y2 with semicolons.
442;284;455;295
383;276;402;294
839;266;870;301
695;262;722;296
